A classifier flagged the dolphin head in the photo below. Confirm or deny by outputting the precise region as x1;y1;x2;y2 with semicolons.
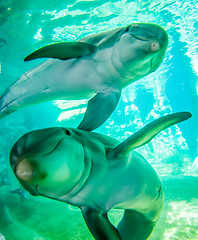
10;127;85;198
113;23;168;85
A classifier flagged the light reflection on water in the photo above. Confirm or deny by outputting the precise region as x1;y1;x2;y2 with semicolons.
163;199;198;240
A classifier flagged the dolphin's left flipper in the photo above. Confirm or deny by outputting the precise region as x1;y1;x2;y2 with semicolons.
78;91;121;131
109;112;192;158
24;42;98;61
81;207;121;240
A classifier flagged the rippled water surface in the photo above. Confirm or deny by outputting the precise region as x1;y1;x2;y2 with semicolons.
0;0;198;239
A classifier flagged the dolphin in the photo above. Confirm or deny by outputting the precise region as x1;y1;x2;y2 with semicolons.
0;23;168;131
10;112;191;240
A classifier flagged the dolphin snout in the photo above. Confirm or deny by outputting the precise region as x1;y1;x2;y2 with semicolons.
15;159;34;182
13;157;42;196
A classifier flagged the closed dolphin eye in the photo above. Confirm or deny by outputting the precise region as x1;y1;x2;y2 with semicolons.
150;41;160;52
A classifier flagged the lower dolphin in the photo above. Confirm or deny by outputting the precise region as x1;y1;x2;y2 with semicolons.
9;112;191;239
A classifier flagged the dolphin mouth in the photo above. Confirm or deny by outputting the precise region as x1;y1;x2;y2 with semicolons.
33;184;39;196
42;137;65;156
129;24;168;44
129;33;152;41
129;25;157;41
27;184;39;196
25;184;40;196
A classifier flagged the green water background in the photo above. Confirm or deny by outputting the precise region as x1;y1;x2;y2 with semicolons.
0;0;198;239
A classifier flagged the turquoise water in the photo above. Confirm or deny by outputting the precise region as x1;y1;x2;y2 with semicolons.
0;0;198;239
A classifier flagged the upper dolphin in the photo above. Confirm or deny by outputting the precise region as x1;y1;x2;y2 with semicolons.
0;23;168;131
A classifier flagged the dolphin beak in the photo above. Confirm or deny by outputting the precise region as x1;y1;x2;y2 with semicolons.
12;157;41;196
11;155;46;196
15;159;34;182
128;23;168;73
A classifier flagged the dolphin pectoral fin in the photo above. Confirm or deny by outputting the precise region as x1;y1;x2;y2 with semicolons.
117;210;155;240
24;42;98;61
77;91;121;131
109;112;192;158
81;207;121;240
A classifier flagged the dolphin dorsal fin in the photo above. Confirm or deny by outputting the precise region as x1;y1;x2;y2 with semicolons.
108;112;191;159
24;42;98;61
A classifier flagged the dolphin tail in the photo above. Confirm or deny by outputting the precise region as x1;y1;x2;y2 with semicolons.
0;93;13;120
117;210;155;240
0;87;22;120
0;74;54;120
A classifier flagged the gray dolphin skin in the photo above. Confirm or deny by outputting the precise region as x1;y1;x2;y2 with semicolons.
10;112;191;240
0;23;168;131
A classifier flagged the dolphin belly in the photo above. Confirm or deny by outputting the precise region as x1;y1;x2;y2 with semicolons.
85;151;163;222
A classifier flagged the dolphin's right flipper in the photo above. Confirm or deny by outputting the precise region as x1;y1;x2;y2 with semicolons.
81;207;121;240
78;91;121;131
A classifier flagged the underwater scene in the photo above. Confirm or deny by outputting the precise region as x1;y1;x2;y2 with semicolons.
0;0;198;239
